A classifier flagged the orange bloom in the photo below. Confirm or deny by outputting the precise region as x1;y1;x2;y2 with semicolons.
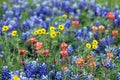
42;49;49;57
76;57;85;67
27;37;37;44
107;52;114;59
19;49;26;55
92;26;98;32
35;42;43;50
98;25;105;31
60;49;68;57
61;65;67;70
112;29;119;37
72;20;79;28
94;78;99;80
86;54;94;62
60;42;68;49
107;12;115;20
89;61;96;68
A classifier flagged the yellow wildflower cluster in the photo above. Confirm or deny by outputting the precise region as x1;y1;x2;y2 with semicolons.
86;40;98;49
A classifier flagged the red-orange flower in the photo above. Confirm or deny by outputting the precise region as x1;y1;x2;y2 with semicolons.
112;29;119;37
107;12;115;20
60;49;68;57
86;54;94;62
76;57;85;67
107;52;114;59
94;78;99;80
92;26;98;32
98;25;105;31
61;65;67;70
89;61;96;68
72;20;79;28
35;42;43;50
42;49;49;57
20;49;26;55
60;42;68;49
27;37;37;44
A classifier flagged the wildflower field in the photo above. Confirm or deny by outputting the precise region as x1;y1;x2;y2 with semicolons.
1;0;120;80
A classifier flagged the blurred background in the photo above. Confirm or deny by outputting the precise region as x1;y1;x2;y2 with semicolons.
0;0;120;8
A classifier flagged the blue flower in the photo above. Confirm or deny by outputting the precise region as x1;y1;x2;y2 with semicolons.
2;66;11;80
24;59;38;78
117;72;120;80
41;75;48;80
21;31;30;41
39;63;47;78
68;45;74;56
55;71;63;80
48;71;55;79
65;70;73;78
85;77;94;80
74;74;80;80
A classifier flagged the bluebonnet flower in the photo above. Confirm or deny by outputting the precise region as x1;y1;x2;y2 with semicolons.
96;62;101;68
5;10;14;18
41;75;48;80
22;21;31;31
48;71;55;79
39;63;47;78
2;2;8;13
74;74;80;80
62;1;71;13
52;0;61;7
79;0;87;9
2;66;11;80
117;72;120;80
36;4;41;15
65;70;73;78
72;56;79;64
55;71;63;80
68;45;74;56
104;58;115;69
64;19;71;28
21;31;30;41
85;77;94;80
24;59;38;78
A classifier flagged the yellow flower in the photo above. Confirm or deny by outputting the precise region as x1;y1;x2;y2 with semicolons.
62;14;67;18
2;26;9;31
92;40;98;45
86;43;91;49
11;30;17;36
50;26;55;31
50;32;56;38
34;30;39;35
92;44;97;49
41;28;46;34
38;29;42;34
56;31;61;35
13;75;20;80
58;25;65;31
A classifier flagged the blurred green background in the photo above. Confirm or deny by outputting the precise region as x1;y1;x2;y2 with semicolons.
0;0;120;8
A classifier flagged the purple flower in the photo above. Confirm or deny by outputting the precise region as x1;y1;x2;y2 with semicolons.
2;66;11;80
